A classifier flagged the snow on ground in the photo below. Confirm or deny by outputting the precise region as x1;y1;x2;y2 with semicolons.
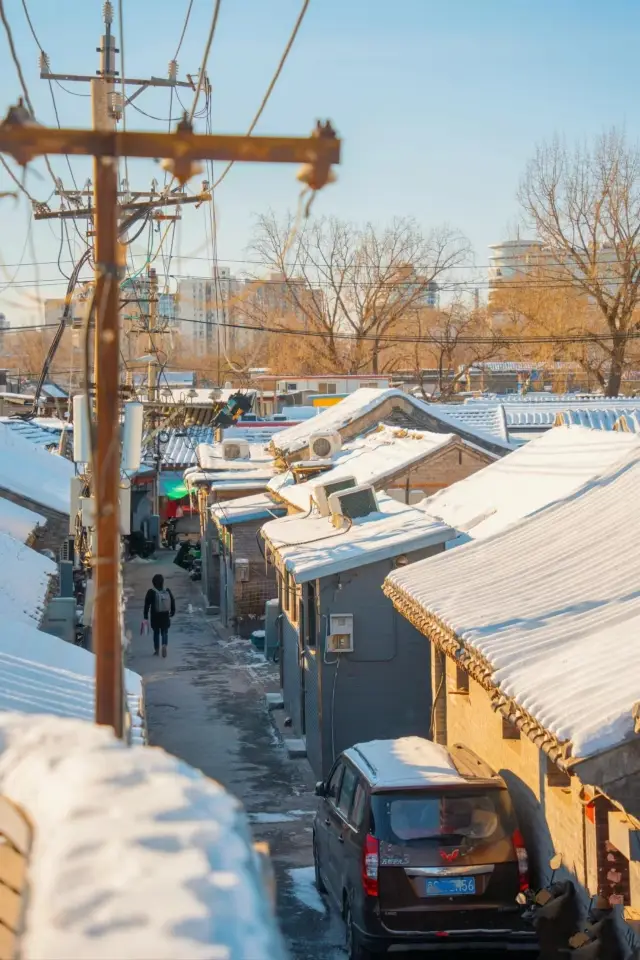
248;811;314;824
0;497;44;543
0;616;142;720
0;422;74;514
279;424;454;512
287;867;326;915
422;426;640;545
385;444;640;759
0;533;56;624
0;714;286;960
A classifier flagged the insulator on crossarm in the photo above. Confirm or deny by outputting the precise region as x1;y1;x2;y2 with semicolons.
168;60;178;82
103;1;113;25
39;51;51;75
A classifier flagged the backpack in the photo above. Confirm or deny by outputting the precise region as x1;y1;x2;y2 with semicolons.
155;589;171;614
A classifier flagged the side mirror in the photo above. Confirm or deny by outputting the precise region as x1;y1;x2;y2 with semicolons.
314;781;325;797
549;853;563;871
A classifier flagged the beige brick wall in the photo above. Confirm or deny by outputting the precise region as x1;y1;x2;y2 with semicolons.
384;442;493;497
444;657;588;887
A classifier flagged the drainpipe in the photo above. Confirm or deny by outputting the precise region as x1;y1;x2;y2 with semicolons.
430;648;447;744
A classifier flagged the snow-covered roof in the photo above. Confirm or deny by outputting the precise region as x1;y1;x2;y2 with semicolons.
186;469;275;492
270;389;405;455
196;441;273;470
429;403;509;444
0;617;141;720
0;534;56;624
558;408;640;431
385;444;640;760
345;737;463;788
0;498;44;543
278;425;456;512
262;493;453;583
0;423;73;514
210;492;286;526
0;714;286;960
422;426;640;544
0;416;66;449
270;388;512;457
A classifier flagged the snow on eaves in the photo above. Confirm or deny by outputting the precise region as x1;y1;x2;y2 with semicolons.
0;615;142;720
262;493;453;582
386;443;640;759
430;403;509;444
280;424;454;512
0;422;74;514
0;534;56;625
0;498;44;543
423;426;640;544
210;492;286;526
0;714;286;960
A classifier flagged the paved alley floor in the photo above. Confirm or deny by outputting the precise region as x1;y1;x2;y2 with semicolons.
124;552;345;960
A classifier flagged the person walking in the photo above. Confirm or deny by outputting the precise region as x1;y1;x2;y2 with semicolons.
143;573;176;657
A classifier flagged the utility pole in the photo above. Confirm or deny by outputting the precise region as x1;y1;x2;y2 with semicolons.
0;109;340;742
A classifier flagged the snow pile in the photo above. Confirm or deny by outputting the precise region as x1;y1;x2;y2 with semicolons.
0;533;56;624
386;444;640;759
262;493;453;582
423;426;640;545
280;424;454;512
0;422;74;514
0;498;44;543
0;616;142;720
210;492;285;526
0;714;285;960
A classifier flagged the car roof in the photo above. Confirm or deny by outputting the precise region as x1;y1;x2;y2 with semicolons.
343;738;505;792
343;737;467;790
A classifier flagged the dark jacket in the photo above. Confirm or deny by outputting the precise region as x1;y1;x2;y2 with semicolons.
143;587;176;628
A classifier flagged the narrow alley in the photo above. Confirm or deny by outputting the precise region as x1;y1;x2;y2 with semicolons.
124;553;345;960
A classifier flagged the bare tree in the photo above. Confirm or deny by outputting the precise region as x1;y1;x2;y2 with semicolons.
518;129;640;396
245;213;471;374
409;302;503;400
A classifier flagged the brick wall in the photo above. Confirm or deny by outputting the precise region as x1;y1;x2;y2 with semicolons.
230;518;277;620
383;441;494;497
0;487;69;556
444;657;587;888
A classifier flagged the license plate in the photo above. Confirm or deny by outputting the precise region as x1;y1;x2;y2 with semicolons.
424;876;476;897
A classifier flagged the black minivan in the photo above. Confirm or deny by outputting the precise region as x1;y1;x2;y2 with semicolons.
313;737;537;957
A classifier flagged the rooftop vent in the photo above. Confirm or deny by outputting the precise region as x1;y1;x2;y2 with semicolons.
222;438;250;461
328;483;378;522
309;432;341;459
313;475;357;516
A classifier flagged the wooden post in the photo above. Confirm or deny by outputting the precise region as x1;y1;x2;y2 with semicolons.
93;146;123;736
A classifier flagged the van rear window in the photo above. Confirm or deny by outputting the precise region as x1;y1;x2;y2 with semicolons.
371;789;515;846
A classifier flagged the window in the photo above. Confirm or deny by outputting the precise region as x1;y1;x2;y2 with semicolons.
298;595;304;638
337;765;358;818
546;756;571;789
326;762;344;803
283;571;291;615
351;783;366;829
502;717;521;740
317;382;337;395
286;382;297;392
360;381;378;389
452;663;469;694
306;582;317;648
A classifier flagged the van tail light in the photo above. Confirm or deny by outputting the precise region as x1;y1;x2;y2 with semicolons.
362;834;379;897
512;829;529;892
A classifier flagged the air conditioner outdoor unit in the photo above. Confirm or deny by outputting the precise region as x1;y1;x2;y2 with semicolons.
309;432;342;460
80;495;96;528
222;438;251;460
61;535;75;563
327;483;379;522
312;475;358;517
326;613;354;653
236;558;250;582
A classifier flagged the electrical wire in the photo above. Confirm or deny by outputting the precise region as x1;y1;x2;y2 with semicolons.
189;0;222;122
54;79;90;97
212;0;310;189
118;0;130;195
173;0;194;59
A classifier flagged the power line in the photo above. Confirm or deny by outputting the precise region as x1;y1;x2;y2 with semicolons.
189;0;222;122
173;0;194;59
212;0;310;189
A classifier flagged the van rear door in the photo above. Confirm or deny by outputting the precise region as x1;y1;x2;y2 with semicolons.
371;786;522;933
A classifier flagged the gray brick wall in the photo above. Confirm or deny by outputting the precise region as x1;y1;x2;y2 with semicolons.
0;486;69;556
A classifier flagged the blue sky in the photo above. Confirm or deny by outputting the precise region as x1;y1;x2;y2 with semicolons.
1;0;639;324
